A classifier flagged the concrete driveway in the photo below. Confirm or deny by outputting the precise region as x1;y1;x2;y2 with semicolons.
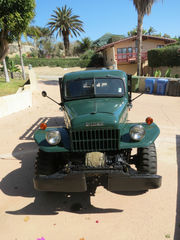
0;77;180;240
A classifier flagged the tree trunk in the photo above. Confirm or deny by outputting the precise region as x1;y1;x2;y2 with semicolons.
137;12;143;76
63;32;70;56
0;30;9;61
2;58;10;83
10;72;14;79
18;38;26;80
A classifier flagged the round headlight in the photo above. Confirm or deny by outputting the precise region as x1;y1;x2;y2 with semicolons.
46;130;61;145
129;124;145;141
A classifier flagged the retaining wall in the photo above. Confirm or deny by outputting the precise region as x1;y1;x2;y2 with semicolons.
0;85;32;118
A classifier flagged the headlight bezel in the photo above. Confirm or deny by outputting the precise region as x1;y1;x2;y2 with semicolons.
129;124;145;141
45;130;61;145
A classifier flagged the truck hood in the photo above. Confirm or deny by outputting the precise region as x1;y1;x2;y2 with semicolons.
64;98;128;129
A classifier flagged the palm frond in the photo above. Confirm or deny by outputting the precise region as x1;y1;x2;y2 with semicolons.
133;0;157;16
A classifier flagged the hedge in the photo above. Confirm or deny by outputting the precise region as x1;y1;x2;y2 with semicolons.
11;57;81;68
10;55;104;68
148;45;180;68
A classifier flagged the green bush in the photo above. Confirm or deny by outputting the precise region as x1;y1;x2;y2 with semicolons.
10;53;104;69
80;50;95;60
11;57;81;68
154;69;161;77
165;68;171;77
148;45;180;68
79;50;104;68
174;74;179;78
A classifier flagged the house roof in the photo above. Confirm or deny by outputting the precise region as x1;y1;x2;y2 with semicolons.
97;35;176;51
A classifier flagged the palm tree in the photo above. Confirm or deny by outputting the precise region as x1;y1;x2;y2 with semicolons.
132;0;159;75
17;35;26;80
128;27;148;37
147;26;156;35
25;26;44;49
48;5;84;56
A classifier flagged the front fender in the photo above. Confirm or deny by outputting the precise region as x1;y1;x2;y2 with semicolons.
34;127;70;152
120;122;160;149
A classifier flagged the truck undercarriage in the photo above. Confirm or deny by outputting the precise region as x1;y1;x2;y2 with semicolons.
34;149;162;194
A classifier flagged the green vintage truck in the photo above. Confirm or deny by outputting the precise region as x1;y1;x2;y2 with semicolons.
34;69;161;194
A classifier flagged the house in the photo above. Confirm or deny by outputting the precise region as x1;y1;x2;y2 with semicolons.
97;35;176;75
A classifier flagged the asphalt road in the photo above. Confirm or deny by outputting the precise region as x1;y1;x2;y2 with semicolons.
0;78;180;240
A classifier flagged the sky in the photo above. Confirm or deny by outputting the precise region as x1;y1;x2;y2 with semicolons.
34;0;180;42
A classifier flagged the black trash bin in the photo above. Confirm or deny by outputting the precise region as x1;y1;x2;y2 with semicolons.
167;80;180;96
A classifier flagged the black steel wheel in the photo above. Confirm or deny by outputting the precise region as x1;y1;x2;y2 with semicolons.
35;149;58;175
136;143;157;174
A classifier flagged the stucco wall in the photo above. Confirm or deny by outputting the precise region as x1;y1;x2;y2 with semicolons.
142;39;166;52
114;39;136;53
150;66;180;77
0;86;32;118
118;64;137;75
104;47;115;67
114;38;166;54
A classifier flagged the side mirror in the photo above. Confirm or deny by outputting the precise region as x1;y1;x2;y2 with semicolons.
41;90;61;106
42;91;47;97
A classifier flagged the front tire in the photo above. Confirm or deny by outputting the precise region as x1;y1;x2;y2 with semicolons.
136;143;157;174
35;150;58;175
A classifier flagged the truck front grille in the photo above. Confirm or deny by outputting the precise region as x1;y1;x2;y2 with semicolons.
70;128;119;152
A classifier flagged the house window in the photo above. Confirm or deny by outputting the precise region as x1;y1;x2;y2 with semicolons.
127;47;133;57
117;47;133;59
117;48;127;59
157;45;164;48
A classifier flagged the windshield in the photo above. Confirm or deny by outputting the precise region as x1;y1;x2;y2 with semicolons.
64;78;125;100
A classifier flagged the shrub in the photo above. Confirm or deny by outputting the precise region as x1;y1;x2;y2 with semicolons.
148;45;180;68
11;57;81;68
154;70;161;77
174;74;179;78
165;68;171;77
79;50;104;68
10;54;104;69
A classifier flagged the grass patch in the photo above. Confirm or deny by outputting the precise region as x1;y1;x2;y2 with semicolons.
0;78;26;97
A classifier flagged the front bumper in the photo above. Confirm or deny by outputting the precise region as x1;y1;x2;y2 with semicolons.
33;170;162;192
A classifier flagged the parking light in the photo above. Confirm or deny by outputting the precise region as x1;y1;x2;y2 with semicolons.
146;117;153;125
40;122;47;130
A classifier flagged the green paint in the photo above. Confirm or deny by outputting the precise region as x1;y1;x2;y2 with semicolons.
34;69;160;153
64;97;128;129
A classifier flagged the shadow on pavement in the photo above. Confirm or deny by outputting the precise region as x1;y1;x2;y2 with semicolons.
5;190;123;215
1;131;123;215
19;117;64;140
0;142;37;198
174;135;180;239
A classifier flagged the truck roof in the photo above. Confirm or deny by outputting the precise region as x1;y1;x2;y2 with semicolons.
63;69;127;82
